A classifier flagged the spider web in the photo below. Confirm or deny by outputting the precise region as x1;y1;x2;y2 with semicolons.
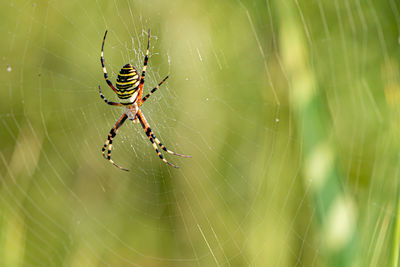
0;0;399;266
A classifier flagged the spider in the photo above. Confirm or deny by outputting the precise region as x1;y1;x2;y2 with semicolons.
98;29;191;171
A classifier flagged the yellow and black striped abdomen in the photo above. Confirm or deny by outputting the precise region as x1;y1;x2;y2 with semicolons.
115;64;140;99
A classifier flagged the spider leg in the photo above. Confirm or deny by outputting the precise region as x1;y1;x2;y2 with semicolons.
101;30;119;95
99;85;124;106
139;76;169;106
153;134;191;158
136;29;151;102
137;109;191;158
102;113;129;171
136;110;181;168
141;114;191;158
99;86;134;106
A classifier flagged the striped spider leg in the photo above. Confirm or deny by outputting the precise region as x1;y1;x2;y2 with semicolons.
139;75;169;105
100;30;119;95
136;109;191;169
136;29;151;103
101;113;129;171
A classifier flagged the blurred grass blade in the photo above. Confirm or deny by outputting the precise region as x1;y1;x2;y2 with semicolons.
275;1;358;265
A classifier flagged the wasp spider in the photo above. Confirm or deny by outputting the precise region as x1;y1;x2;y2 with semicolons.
99;29;190;171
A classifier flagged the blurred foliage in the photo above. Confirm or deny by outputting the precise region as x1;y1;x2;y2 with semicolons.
0;0;399;266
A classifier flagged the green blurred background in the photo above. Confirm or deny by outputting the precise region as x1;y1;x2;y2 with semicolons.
1;0;399;266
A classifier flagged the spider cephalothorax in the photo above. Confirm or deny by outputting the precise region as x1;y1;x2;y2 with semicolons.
98;29;191;171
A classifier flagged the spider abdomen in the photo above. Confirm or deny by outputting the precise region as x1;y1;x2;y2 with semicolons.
115;64;140;99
